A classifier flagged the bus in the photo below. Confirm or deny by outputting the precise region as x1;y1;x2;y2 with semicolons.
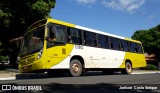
19;18;146;77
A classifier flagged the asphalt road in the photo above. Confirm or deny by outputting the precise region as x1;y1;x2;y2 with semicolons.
0;72;160;93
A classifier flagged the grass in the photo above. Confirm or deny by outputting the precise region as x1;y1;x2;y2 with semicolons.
140;64;158;70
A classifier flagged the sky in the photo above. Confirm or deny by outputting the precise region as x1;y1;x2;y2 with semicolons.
50;0;160;38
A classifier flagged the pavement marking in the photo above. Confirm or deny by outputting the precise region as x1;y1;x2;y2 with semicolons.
0;77;16;80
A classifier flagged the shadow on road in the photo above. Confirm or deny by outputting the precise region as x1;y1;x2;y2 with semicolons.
15;71;122;80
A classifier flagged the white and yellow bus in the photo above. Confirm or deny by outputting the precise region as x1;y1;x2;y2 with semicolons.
19;18;146;77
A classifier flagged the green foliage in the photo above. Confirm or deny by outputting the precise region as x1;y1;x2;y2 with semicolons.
140;64;157;70
0;0;56;66
0;0;56;40
132;25;160;60
0;56;9;62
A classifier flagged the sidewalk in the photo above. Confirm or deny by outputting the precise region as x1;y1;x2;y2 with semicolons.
0;69;19;80
0;73;17;80
132;69;160;74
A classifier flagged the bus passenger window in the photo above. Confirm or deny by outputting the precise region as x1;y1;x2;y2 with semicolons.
130;42;138;53
120;40;130;52
67;28;82;44
68;34;72;43
110;37;120;50
98;35;109;49
138;44;143;53
47;24;66;48
84;31;97;47
49;29;56;42
47;25;56;47
55;27;65;43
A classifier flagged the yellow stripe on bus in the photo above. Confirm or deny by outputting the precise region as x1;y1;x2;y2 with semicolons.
125;38;141;43
47;18;76;28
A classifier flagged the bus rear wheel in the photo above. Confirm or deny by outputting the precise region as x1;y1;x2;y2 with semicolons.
121;62;132;75
69;59;82;77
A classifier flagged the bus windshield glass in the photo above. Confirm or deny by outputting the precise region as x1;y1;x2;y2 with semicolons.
21;26;45;56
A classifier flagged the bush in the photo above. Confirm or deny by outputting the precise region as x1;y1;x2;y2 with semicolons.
140;64;157;70
0;56;9;62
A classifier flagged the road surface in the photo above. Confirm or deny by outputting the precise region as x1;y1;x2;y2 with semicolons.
0;71;160;93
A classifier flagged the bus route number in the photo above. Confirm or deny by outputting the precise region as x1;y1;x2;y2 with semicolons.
75;45;83;49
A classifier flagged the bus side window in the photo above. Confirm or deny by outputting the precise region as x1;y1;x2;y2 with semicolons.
120;40;130;52
98;34;109;49
47;24;66;45
138;44;143;53
84;31;97;47
67;28;82;44
49;26;56;41
130;42;138;53
110;37;120;50
47;24;56;47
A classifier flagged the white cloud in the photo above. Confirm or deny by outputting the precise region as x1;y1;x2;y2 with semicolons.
75;0;97;5
102;0;145;13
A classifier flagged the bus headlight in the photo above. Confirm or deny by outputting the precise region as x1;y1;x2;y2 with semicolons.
16;56;20;64
37;49;43;59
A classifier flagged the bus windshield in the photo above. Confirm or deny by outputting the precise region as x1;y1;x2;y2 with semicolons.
21;26;45;56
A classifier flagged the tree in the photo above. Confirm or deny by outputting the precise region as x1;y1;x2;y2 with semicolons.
132;25;160;61
0;0;56;68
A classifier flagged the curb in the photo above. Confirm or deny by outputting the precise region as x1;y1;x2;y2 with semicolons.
6;69;19;73
132;71;160;74
0;77;16;80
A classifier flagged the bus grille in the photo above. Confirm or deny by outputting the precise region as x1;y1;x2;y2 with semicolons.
20;55;35;65
21;65;32;71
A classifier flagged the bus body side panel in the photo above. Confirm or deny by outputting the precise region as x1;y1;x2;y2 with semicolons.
45;44;74;69
119;52;147;68
72;46;126;68
50;45;126;69
50;45;146;69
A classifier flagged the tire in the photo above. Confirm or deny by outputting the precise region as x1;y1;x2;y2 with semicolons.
69;59;82;77
121;62;132;75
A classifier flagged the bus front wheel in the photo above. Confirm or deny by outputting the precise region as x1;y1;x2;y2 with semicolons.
69;59;82;77
121;62;132;75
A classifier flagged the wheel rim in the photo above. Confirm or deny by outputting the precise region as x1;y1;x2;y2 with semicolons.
72;62;80;73
126;63;132;73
